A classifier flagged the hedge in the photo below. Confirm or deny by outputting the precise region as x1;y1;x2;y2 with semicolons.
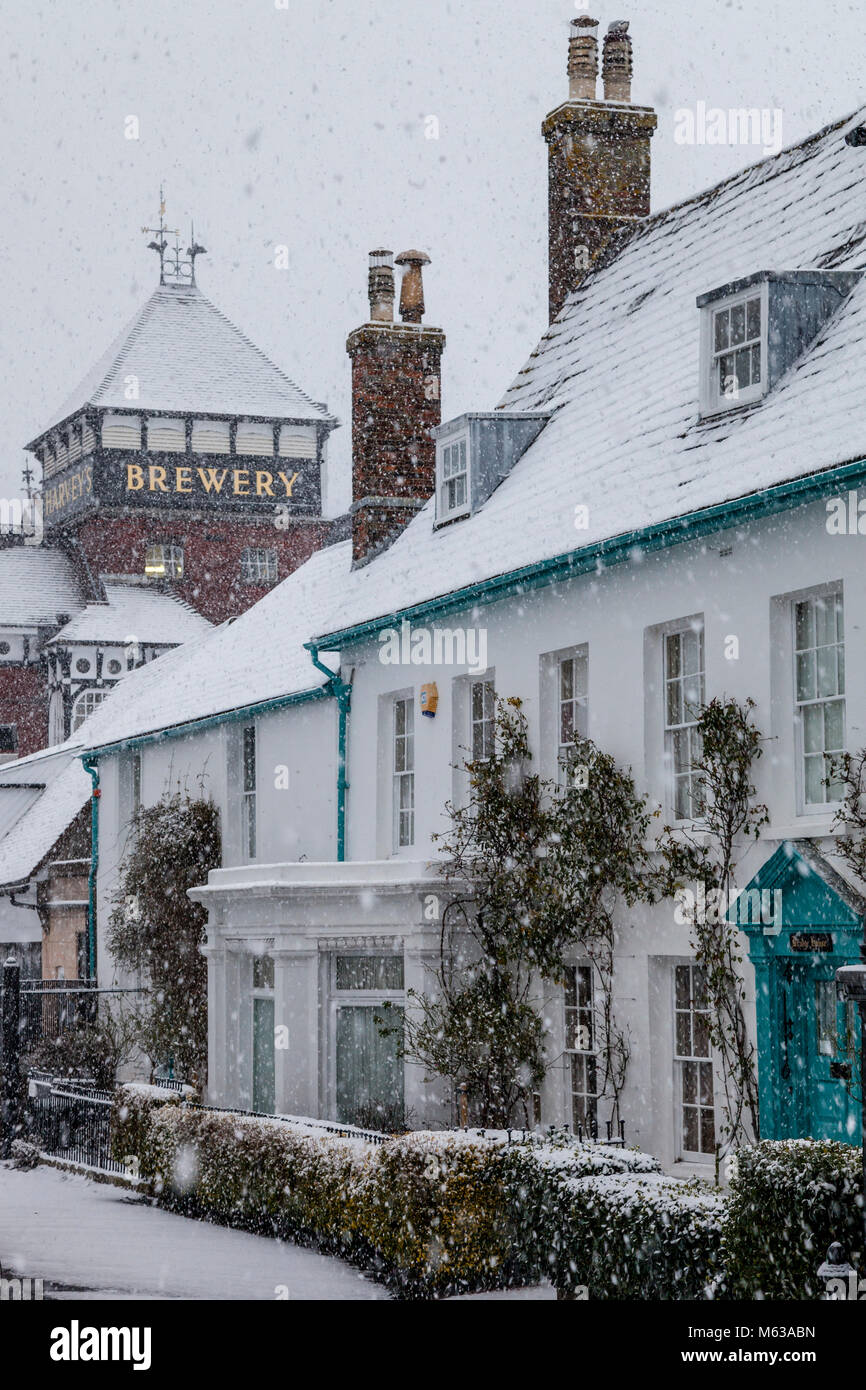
111;1091;865;1300
723;1140;864;1299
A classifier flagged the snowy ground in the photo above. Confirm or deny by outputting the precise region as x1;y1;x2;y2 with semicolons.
0;1164;388;1300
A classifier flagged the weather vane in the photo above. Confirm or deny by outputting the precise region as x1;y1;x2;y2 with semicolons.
142;186;206;286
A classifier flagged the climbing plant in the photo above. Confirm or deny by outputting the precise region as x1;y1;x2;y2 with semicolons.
658;697;768;1148
108;791;221;1085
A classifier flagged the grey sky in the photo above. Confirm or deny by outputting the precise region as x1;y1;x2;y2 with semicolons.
2;0;863;512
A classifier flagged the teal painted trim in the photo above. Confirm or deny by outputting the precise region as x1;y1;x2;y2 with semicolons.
81;755;99;980
80;685;331;760
732;841;863;931
307;644;351;862
312;454;866;650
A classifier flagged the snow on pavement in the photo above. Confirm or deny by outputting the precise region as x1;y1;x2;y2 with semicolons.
0;1163;388;1300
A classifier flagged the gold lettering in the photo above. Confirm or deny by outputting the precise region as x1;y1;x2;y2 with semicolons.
175;466;192;493
126;464;144;491
255;470;275;498
233;470;250;496
148;465;168;492
277;470;300;497
197;467;228;493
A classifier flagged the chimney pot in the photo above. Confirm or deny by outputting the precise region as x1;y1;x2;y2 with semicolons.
568;15;599;101
602;20;633;103
368;248;395;322
395;250;431;323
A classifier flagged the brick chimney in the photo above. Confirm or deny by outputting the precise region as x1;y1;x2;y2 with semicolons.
346;249;446;568
542;16;657;322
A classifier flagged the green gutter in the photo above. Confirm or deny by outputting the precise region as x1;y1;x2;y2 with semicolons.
312;454;866;650
306;645;352;862
81;755;99;980
79;685;331;761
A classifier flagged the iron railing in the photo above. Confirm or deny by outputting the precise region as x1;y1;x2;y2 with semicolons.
181;1101;392;1145
27;1084;125;1174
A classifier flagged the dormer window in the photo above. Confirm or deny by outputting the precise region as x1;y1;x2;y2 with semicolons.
439;436;469;520
698;270;861;421
701;283;767;415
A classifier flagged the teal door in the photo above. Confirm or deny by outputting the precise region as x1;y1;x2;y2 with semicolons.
252;995;275;1114
737;841;864;1145
776;959;861;1143
336;1004;404;1128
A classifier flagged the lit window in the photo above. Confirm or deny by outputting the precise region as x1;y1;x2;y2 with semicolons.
565;964;597;1132
144;544;184;580
470;678;495;761
664;626;705;820
71;689;107;732
240;548;278;585
393;697;414;849
242;725;257;860
703;291;765;414
438;437;469;519
794;592;845;807
674;964;715;1157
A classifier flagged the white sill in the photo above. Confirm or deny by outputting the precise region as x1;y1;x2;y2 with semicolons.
434;506;470;529
765;814;839;841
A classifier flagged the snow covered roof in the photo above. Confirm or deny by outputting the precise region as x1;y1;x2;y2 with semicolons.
0;547;84;629
69;106;866;752
48;581;212;647
0;748;90;888
78;541;349;751
309;106;866;645
35;283;335;439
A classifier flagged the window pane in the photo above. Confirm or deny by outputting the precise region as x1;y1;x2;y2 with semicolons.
824;699;844;752
796;650;816;702
699;1060;714;1105
802;703;824;755
675;1011;691;1057
665;633;681;681
837;644;846;695
713;309;729;351
795;601;814;652
750;343;761;384
666;680;682;727
681;1061;697;1105
746;297;761;340
336;955;404;990
560;658;574;702
693;1010;711;1058
700;1109;716;1151
804;753;824;805
735;347;751;391
675;965;690;1009
731;302;746;345
815;598;835;648
560;702;574;745
395;699;406;736
682;1106;699;1153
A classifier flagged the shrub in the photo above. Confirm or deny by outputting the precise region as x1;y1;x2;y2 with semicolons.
504;1137;723;1298
723;1140;864;1299
111;1082;191;1167
10;1139;40;1169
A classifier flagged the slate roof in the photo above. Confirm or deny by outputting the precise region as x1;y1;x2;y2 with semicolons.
35;283;335;439
77;105;866;749
0;547;84;628
309;106;866;643
0;747;90;887
48;581;211;647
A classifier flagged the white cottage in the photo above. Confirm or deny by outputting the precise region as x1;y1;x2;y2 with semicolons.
82;18;866;1172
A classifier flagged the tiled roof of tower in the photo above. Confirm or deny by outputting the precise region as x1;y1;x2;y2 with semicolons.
0;547;84;627
308;106;866;644
48;581;212;647
35;283;335;439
